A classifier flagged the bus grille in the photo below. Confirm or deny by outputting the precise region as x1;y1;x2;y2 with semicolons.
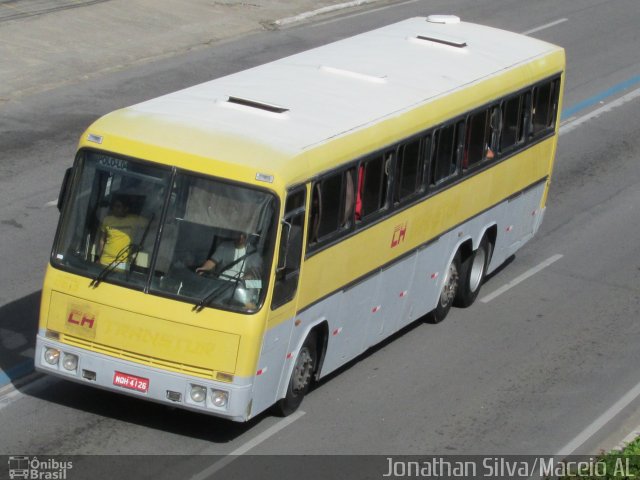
60;333;217;379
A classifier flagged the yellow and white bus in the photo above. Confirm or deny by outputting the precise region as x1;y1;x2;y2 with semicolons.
36;16;564;421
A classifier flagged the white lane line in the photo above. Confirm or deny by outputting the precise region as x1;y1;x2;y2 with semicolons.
480;254;563;303
522;18;568;35
274;0;384;26
557;380;640;456
560;86;640;135
190;410;305;480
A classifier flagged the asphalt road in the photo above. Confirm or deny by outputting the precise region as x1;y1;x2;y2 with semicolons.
1;0;640;477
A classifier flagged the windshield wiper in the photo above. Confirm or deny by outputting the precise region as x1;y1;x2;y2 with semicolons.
89;244;133;288
193;272;242;313
192;247;256;312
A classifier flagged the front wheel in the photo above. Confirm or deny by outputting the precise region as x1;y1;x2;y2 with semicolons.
426;253;460;324
274;332;317;416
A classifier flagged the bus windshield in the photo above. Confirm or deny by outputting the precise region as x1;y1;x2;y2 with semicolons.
53;150;277;313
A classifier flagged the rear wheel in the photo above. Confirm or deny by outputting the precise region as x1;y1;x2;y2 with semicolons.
426;253;460;324
275;332;317;416
455;238;490;308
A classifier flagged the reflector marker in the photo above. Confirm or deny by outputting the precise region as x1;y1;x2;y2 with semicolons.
431;272;439;279
256;367;268;376
332;327;343;336
286;353;294;359
372;305;381;313
399;290;408;298
87;133;103;144
506;225;514;232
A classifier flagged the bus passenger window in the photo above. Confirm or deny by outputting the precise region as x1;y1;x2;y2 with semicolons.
464;110;491;169
532;79;560;135
394;137;424;202
500;95;526;151
431;123;459;184
359;153;390;219
308;168;355;245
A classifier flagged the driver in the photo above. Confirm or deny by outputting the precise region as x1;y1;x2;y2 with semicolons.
195;232;261;279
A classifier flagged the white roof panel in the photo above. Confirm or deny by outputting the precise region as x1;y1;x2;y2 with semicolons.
127;17;561;155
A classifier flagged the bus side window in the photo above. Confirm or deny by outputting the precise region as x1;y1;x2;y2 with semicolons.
532;78;560;135
308;167;355;246
394;137;424;203
273;188;306;308
464;109;492;169
500;93;528;151
431;122;462;185
358;153;390;219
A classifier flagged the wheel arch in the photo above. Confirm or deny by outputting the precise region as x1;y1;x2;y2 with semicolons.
277;318;328;400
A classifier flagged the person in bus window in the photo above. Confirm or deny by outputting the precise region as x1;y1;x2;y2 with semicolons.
196;232;261;279
485;143;495;160
97;196;146;267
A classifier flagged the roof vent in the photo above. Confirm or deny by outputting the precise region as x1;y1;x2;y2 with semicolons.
226;96;289;114
415;34;467;48
426;14;461;24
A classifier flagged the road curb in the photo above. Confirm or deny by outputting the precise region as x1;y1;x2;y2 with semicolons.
273;0;385;26
612;426;640;452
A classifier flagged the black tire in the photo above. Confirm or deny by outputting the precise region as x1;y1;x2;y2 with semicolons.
275;332;317;416
426;252;460;324
454;238;490;308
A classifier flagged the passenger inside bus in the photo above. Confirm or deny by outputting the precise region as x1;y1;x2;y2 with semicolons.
97;195;147;267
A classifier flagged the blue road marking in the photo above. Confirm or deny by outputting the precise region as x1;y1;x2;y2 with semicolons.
0;360;35;388
561;74;640;119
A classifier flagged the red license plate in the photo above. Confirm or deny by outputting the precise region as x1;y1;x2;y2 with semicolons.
113;371;149;393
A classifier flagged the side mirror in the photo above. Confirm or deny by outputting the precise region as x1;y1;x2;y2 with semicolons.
57;167;73;212
276;219;292;275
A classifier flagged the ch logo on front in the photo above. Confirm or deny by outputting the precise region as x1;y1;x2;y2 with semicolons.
67;309;95;329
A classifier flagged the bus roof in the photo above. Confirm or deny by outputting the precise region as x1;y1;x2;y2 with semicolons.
90;17;563;183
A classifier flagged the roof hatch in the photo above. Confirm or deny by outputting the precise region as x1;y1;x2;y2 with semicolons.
414;34;467;48
226;96;289;114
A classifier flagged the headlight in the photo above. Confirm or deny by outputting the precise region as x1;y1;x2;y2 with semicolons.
211;389;228;408
62;353;78;371
190;385;207;403
44;348;60;365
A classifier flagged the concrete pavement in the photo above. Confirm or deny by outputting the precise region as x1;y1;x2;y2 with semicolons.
0;0;385;101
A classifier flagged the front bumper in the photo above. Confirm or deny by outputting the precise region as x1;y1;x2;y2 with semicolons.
35;334;253;422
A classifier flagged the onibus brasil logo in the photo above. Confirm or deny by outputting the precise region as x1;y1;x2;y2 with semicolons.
8;456;72;479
